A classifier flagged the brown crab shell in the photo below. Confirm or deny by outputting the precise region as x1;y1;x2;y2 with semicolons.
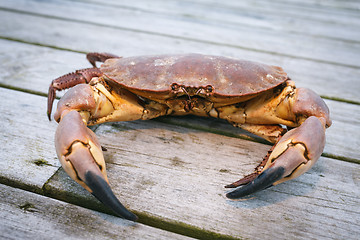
100;54;289;105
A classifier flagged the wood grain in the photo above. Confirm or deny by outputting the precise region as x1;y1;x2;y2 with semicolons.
0;184;193;240
0;88;59;192
1;0;359;67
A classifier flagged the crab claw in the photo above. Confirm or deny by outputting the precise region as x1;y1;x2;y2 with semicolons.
55;110;137;221
226;116;326;199
226;167;285;199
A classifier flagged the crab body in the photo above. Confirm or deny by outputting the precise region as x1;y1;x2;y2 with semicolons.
48;53;331;221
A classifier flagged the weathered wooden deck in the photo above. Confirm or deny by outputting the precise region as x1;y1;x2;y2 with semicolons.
0;0;359;239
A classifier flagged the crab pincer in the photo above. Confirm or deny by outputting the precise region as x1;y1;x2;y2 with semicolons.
226;116;327;199
226;88;331;198
51;80;138;221
55;109;137;221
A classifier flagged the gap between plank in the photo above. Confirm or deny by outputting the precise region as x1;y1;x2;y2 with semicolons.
40;167;239;240
0;170;237;240
0;37;359;106
0;7;359;70
75;0;360;45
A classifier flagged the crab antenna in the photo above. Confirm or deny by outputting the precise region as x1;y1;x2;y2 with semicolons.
181;86;192;100
195;88;202;95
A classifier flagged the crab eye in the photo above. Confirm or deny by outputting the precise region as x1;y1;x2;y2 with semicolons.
171;83;179;91
206;85;213;93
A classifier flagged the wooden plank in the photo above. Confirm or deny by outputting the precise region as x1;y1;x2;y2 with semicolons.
0;9;359;103
0;184;193;240
269;0;360;11
43;118;360;239
0;40;358;161
192;0;360;26
1;0;359;68
0;87;59;192
82;0;360;42
323;100;360;161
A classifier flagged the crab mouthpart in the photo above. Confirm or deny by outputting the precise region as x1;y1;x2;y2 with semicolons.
226;167;285;199
85;171;138;221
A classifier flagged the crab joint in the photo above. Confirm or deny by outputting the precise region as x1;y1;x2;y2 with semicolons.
61;141;107;192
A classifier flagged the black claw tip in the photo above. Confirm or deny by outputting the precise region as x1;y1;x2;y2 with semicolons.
85;171;138;221
226;167;285;199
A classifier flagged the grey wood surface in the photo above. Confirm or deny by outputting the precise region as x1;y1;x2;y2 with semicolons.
0;0;359;239
0;183;193;240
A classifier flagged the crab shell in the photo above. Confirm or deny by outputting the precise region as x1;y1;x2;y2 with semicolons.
100;54;288;103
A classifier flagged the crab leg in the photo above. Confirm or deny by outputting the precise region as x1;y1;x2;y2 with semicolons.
48;53;120;120
86;52;121;68
47;68;102;120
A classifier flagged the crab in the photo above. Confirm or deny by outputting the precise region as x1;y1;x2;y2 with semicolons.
47;53;331;221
